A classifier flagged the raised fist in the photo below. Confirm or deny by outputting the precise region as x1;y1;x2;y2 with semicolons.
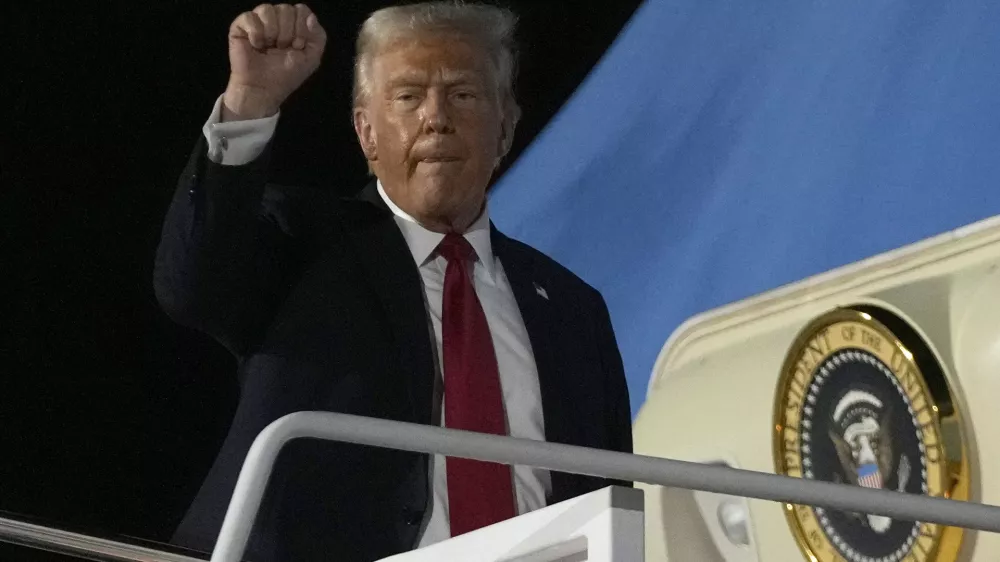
223;3;327;120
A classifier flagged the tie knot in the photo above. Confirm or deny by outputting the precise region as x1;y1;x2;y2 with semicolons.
437;233;476;263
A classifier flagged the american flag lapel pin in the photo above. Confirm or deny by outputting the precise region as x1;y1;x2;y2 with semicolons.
533;282;549;300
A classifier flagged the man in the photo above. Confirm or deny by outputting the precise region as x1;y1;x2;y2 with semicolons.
154;2;632;561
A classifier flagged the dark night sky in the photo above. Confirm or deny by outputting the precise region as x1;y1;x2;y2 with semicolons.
2;0;641;554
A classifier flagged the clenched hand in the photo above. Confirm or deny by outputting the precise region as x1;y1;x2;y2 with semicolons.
222;3;327;121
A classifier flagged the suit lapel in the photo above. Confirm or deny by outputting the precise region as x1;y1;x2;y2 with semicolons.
344;182;435;426
490;227;574;455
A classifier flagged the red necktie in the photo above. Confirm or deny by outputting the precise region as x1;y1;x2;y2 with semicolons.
438;233;516;536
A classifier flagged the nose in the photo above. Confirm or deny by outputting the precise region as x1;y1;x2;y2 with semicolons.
420;90;454;134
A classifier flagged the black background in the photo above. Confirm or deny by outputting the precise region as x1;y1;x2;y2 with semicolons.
2;0;641;551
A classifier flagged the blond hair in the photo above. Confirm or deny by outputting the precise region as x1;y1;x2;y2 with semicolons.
353;1;520;119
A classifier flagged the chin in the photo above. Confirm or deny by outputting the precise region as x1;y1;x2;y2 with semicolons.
414;174;465;201
412;182;476;224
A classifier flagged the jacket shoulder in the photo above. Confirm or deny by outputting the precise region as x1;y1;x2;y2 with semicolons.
498;234;604;302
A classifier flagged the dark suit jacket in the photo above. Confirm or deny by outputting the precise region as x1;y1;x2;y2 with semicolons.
153;137;633;562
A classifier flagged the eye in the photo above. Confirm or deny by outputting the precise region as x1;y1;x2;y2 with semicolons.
393;91;423;108
392;87;423;106
452;91;477;102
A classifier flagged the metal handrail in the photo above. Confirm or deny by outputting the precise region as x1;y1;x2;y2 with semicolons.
3;411;998;562
212;411;1000;562
0;515;205;562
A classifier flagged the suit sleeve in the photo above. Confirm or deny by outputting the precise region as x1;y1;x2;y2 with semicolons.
592;291;634;485
153;136;303;360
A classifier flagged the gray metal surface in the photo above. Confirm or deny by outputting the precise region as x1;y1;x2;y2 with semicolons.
0;515;205;562
4;410;997;562
211;411;1000;562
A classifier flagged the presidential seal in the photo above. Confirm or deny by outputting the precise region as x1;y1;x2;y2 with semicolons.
773;307;969;562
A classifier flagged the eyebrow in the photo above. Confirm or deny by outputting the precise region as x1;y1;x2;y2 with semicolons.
384;71;481;90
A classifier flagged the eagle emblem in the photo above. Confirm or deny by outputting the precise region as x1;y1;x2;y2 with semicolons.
828;389;905;533
773;308;968;562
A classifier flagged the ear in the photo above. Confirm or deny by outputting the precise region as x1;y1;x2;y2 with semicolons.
496;119;511;160
495;100;521;161
353;107;377;163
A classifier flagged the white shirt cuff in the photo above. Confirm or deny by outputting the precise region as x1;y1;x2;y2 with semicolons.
202;94;280;166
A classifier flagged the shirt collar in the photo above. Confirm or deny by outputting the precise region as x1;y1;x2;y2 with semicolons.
376;180;496;280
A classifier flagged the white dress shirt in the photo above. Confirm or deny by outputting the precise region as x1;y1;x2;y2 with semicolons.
201;94;551;546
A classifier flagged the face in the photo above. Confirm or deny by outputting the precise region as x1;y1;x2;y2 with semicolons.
353;33;511;232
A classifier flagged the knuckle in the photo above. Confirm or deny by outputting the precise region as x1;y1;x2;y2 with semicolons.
235;11;261;31
254;4;275;19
